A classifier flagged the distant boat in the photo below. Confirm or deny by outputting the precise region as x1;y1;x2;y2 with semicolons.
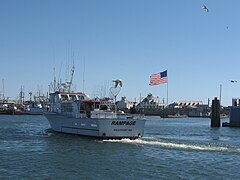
0;103;25;115
160;114;188;118
0;105;14;115
25;102;43;115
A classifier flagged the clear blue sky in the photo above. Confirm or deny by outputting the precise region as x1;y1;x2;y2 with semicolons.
0;0;240;106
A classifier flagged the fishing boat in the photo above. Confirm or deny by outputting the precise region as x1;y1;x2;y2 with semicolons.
0;103;15;115
0;80;25;115
0;103;25;115
44;91;146;139
25;102;43;115
44;66;146;139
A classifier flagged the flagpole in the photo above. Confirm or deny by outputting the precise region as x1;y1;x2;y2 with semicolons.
167;80;168;106
166;69;168;106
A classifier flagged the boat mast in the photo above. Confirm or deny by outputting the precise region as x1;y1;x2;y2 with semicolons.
20;86;24;105
53;66;56;92
68;61;75;92
2;79;5;102
53;49;56;93
83;56;85;93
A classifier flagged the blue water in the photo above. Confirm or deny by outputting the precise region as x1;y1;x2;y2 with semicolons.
0;115;240;179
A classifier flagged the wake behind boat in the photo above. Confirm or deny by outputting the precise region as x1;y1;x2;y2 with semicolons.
44;70;146;139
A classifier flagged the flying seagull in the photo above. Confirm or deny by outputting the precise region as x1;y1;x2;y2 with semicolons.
202;4;209;12
113;79;123;88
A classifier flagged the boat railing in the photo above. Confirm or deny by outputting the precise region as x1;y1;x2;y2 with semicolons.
117;114;145;120
91;110;117;119
66;110;145;120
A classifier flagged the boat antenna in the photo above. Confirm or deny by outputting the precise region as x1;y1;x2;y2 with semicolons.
52;47;56;93
53;64;56;93
58;63;62;91
83;56;85;93
68;58;75;92
2;79;5;101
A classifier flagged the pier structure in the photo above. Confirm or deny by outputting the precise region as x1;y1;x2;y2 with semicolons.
211;97;221;127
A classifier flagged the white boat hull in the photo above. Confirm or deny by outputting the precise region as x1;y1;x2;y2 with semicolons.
44;113;146;139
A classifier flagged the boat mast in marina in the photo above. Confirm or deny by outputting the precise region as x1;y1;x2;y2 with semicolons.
19;86;24;105
68;62;75;92
2;79;5;102
83;57;85;93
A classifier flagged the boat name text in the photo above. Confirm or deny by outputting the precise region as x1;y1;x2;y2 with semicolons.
111;121;136;126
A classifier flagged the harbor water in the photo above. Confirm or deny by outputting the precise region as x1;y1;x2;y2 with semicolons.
1;115;240;179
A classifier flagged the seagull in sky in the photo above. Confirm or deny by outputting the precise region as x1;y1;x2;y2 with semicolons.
231;80;237;83
113;79;123;88
202;4;209;12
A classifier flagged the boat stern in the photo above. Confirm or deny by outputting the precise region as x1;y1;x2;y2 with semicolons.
98;118;146;139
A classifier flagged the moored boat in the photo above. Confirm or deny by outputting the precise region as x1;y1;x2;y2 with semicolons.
0;103;25;115
25;102;43;115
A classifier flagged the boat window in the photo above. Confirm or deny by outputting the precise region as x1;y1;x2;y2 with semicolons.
54;95;58;103
100;105;108;110
95;104;100;109
69;95;77;101
61;95;69;101
61;103;73;112
78;95;85;100
79;103;86;111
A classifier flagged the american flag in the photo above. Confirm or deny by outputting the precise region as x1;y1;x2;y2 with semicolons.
149;70;168;86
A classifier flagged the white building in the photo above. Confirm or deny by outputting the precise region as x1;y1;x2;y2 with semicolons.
168;100;210;117
136;93;164;110
116;97;135;110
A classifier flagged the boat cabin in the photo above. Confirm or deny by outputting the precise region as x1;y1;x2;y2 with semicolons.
49;92;117;119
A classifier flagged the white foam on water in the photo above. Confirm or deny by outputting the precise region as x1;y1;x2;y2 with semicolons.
103;137;240;153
